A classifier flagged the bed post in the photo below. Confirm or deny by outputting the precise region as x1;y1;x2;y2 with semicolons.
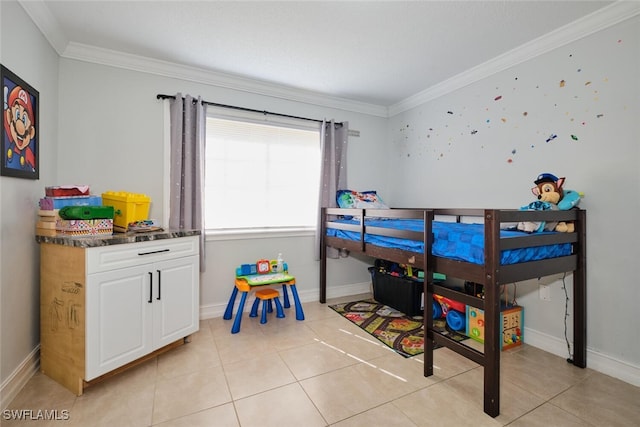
484;209;501;417
572;209;587;368
320;207;327;303
423;209;435;377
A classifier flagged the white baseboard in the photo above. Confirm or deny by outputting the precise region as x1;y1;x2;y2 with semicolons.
524;327;640;387
199;281;372;320
1;346;40;410
325;281;372;300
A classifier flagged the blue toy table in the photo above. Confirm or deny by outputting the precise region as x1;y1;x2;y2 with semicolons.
223;272;305;333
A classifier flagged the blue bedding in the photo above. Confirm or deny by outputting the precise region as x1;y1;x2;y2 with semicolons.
326;218;572;265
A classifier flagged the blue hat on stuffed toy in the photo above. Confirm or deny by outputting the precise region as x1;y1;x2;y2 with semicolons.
534;173;559;185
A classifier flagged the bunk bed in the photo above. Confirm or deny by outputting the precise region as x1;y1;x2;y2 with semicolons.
319;207;586;418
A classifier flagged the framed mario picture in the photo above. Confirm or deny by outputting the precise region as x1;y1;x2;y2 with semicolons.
1;64;39;179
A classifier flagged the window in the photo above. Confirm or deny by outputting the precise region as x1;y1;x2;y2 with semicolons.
205;115;321;231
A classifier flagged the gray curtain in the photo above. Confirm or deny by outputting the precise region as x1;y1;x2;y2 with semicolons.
315;120;349;260
169;93;206;271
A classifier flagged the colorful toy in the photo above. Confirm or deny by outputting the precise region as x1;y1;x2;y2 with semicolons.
256;259;271;274
558;189;582;211
236;257;289;277
446;310;465;331
517;173;582;233
270;253;285;273
432;301;442;319
237;263;257;276
433;294;466;330
433;294;465;314
466;305;523;350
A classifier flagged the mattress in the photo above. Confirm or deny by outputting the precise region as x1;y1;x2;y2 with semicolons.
326;218;572;265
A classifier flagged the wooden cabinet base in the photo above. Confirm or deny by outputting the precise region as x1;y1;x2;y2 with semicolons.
41;338;187;396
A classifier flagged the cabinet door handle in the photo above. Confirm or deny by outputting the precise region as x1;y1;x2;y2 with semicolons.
148;272;153;303
138;249;170;256
156;269;162;300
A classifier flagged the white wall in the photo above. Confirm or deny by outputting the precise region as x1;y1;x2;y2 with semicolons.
386;15;639;380
0;0;59;394
55;59;388;316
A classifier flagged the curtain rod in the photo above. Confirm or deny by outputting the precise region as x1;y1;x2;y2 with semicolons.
156;94;343;126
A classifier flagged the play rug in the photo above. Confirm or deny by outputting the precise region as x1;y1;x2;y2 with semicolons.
328;299;468;358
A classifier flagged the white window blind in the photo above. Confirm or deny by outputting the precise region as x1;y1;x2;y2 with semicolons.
205;116;321;230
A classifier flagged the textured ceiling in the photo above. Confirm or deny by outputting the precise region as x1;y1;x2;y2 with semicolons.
25;1;615;106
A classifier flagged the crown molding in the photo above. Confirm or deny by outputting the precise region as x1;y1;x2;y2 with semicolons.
388;1;640;117
18;0;68;55
17;1;387;117
60;42;388;117
19;0;638;119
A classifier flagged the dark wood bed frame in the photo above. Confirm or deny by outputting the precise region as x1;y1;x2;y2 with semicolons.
319;207;586;418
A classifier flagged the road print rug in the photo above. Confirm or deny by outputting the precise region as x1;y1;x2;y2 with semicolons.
329;299;467;357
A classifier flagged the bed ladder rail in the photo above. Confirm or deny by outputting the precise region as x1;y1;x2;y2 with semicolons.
425;282;487;367
429;332;486;366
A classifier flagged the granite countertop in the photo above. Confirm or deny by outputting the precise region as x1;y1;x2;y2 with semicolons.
35;229;201;248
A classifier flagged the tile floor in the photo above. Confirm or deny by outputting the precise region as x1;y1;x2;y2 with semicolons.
4;293;640;426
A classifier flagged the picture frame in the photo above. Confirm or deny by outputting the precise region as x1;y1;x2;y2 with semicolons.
2;64;39;179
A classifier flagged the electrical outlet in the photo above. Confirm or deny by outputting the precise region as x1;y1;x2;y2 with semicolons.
539;284;551;301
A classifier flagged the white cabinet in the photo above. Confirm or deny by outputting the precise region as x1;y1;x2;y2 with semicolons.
86;251;199;379
86;264;152;380
39;234;199;395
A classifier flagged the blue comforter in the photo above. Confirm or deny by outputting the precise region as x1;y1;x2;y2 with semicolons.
326;218;571;265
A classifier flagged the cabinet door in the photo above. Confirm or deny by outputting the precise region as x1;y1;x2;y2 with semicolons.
86;264;153;380
152;255;199;349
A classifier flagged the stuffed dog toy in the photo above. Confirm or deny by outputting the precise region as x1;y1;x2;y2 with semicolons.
517;173;580;233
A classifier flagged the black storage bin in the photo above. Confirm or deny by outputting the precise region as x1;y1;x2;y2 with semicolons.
368;267;423;316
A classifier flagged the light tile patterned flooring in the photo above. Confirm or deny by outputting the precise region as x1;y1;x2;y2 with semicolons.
5;293;640;426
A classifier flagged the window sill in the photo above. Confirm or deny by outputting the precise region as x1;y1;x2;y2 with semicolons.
205;227;315;241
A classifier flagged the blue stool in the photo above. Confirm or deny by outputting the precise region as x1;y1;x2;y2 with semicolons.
249;289;285;324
